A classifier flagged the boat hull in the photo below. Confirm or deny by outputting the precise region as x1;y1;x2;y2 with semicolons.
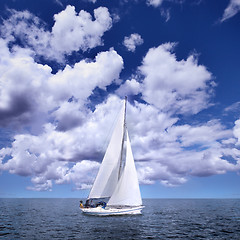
80;206;144;216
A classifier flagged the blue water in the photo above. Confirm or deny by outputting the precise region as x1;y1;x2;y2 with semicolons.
0;199;240;239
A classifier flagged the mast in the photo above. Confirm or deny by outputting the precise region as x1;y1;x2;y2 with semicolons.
118;96;127;180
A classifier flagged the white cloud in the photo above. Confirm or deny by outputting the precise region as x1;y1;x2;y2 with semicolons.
233;119;240;145
53;100;88;131
137;162;188;186
0;38;123;130
48;48;123;105
111;13;121;23
221;0;240;22
54;0;64;7
87;0;97;3
1;6;112;62
135;118;240;185
0;122;101;190
146;0;184;8
123;33;144;52
1;94;240;190
57;160;100;190
161;8;171;22
147;0;164;7
51;6;112;54
0;96;124;190
145;0;186;21
115;78;141;97
0;39;53;129
139;42;214;115
169;120;232;148
224;101;240;113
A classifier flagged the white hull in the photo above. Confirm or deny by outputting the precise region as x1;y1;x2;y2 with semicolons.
80;206;144;216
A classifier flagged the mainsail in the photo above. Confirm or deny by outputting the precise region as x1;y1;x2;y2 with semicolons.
88;104;125;199
88;97;142;207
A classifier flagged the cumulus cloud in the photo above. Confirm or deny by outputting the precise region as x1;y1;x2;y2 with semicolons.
123;33;144;52
129;99;239;186
48;49;123;103
115;78;141;97
0;96;124;190
51;6;112;54
139;42;214;115
1;92;240;190
136;118;240;186
0;122;102;191
56;160;100;190
0;39;53;129
53;100;88;131
1;6;112;61
221;0;240;22
0;38;123;130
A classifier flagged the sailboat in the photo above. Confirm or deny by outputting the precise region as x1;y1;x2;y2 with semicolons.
80;97;144;216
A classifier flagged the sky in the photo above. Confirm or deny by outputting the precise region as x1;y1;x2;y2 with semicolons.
0;0;240;198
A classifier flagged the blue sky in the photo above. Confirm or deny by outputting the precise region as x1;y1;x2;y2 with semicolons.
0;0;240;198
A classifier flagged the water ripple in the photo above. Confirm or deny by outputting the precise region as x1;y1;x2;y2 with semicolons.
0;199;240;239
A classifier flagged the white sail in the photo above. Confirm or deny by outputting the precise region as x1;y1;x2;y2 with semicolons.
88;104;125;199
107;131;142;206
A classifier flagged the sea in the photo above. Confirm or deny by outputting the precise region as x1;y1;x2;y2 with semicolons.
0;198;240;239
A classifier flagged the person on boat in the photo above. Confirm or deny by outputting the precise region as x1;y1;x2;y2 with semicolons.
85;199;90;208
101;201;106;209
90;199;95;208
79;200;84;208
96;201;106;209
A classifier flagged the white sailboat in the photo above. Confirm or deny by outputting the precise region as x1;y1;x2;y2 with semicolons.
80;97;144;216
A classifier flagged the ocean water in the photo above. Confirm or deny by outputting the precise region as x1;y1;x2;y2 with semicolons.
0;199;240;239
